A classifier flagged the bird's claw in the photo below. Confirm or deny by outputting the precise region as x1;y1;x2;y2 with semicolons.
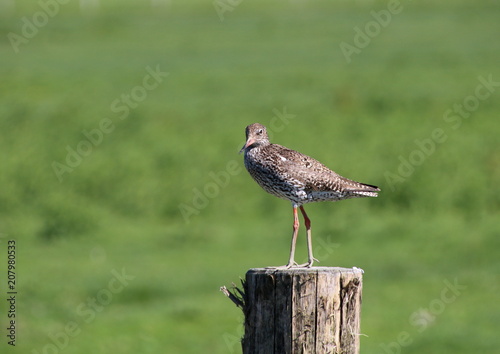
296;257;319;268
265;264;293;270
265;260;299;270
266;258;319;270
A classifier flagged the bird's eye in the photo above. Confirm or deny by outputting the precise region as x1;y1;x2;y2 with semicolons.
257;129;263;135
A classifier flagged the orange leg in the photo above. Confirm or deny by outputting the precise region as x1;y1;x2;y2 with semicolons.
284;205;300;268
267;205;317;269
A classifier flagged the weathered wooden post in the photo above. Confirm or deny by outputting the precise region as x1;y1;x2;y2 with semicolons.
222;267;363;354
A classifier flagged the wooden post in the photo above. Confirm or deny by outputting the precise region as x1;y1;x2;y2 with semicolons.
222;267;363;354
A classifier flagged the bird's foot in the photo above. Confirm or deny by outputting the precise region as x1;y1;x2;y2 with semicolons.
295;257;320;268
265;265;292;270
294;263;311;268
265;261;299;270
265;259;320;269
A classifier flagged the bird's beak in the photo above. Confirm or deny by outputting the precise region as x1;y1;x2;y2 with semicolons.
239;138;254;154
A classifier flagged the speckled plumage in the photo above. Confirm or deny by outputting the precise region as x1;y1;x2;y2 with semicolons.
240;123;380;269
241;123;379;206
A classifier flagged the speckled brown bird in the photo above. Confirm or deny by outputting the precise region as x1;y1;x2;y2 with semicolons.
240;123;380;269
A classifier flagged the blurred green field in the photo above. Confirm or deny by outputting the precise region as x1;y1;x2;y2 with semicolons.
1;0;499;353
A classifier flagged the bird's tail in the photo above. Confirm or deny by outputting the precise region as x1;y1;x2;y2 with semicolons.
351;183;380;197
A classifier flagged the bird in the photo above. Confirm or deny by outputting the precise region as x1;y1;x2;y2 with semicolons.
240;123;380;269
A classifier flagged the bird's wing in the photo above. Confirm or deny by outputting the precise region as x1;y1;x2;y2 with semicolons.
269;144;379;193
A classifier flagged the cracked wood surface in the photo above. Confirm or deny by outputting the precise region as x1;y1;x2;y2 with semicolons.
241;267;362;354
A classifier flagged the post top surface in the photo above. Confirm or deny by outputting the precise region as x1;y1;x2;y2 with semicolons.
247;266;364;276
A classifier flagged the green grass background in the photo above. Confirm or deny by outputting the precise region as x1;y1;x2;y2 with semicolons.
1;0;499;353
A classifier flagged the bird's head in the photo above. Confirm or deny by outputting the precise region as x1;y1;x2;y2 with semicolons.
239;123;270;154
